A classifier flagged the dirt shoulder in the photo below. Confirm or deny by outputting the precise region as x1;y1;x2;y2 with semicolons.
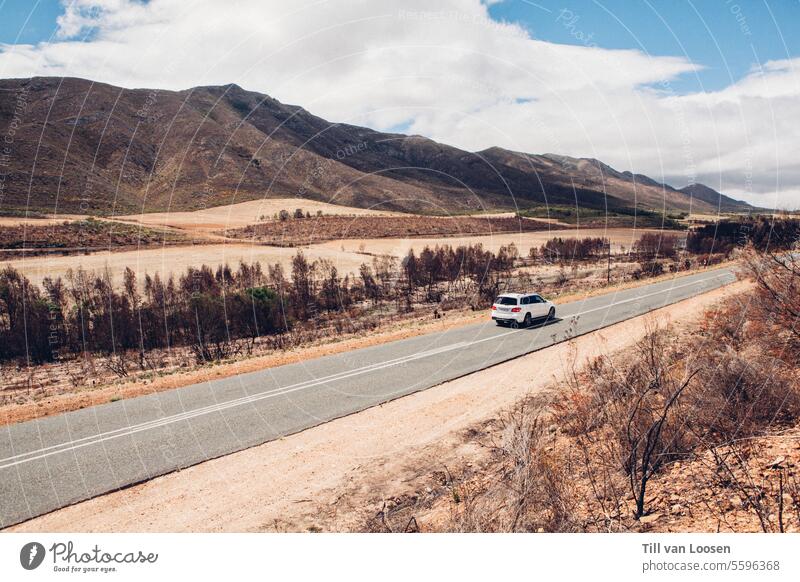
7;280;749;533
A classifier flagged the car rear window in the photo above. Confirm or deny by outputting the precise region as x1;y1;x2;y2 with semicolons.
495;297;518;305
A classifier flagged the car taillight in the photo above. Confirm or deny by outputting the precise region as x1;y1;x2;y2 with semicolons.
511;307;521;312
491;305;497;310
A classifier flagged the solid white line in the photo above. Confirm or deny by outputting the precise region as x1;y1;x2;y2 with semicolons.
0;271;730;469
0;340;471;465
570;272;728;317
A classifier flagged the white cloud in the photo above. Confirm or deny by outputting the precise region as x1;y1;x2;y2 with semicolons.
1;0;798;208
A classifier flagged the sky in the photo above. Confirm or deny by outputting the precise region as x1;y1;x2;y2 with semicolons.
0;0;799;209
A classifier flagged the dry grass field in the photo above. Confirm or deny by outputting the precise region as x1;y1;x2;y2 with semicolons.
114;198;405;234
2;226;668;288
318;227;668;256
1;241;366;288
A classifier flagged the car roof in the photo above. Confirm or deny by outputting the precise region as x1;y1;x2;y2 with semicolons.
498;293;530;298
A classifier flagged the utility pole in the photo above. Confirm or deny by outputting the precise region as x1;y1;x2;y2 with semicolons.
607;239;612;284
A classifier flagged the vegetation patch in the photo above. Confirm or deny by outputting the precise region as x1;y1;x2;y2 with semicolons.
224;214;554;246
517;205;686;229
0;218;189;257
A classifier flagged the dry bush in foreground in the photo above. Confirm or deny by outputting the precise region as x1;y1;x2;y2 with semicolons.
446;397;580;532
560;315;799;527
744;249;800;364
683;439;800;533
577;327;699;518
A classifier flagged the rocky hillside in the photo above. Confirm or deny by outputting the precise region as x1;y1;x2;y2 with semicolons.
679;183;753;212
0;77;752;215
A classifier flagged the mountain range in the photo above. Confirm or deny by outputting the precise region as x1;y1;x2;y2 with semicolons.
0;77;755;216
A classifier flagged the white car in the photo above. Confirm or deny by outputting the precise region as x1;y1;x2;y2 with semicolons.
491;293;556;328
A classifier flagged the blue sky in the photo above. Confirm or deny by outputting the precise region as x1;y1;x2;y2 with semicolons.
3;1;798;94
0;0;61;45
489;0;800;93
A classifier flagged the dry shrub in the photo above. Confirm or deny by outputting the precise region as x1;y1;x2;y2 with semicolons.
499;401;576;532
552;345;613;438
580;326;698;517
551;379;599;437
744;249;800;363
694;441;800;532
447;398;578;532
0;219;187;257
555;287;800;522
229;215;549;245
688;345;800;443
696;297;748;347
684;276;800;443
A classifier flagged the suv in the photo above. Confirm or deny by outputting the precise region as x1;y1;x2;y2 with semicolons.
491;293;556;328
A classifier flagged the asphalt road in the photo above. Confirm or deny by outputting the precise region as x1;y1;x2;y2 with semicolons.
0;267;736;527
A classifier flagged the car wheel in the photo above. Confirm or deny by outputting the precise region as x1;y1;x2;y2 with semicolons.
523;313;532;327
547;307;555;321
510;320;519;329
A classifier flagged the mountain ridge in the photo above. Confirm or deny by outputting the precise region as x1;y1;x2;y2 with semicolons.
0;76;754;216
679;183;754;212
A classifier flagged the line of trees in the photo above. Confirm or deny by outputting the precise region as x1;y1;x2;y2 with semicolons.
0;262;290;366
274;208;324;221
533;236;609;262
687;217;800;257
397;243;518;304
0;243;520;367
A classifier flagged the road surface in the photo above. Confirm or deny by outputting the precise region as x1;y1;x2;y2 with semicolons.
0;267;736;527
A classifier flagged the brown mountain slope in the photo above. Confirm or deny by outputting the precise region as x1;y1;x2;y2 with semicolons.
679;183;754;212
0;77;735;215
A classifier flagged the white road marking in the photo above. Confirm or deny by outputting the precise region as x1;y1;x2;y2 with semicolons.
569;273;723;317
0;271;731;470
0;340;471;467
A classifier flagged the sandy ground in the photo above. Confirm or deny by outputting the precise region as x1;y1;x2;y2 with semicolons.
114;199;405;232
318;227;667;256
0;214;88;226
641;426;800;533
2;227;662;287
1;242;367;288
7;280;747;533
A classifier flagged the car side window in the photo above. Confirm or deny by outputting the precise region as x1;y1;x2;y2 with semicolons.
521;296;529;305
532;295;542;303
